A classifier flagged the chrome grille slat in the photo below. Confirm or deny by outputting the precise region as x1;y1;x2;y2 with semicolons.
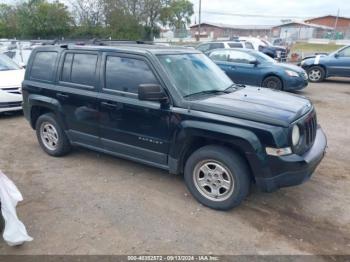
304;112;317;148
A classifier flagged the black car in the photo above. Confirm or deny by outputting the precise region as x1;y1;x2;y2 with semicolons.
22;45;327;210
300;45;350;82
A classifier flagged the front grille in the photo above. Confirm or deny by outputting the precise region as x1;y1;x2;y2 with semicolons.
0;101;22;108
303;112;317;148
1;87;21;95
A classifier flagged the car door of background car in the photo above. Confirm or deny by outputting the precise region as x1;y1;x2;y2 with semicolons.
98;52;171;168
55;51;101;147
328;46;350;77
211;50;260;85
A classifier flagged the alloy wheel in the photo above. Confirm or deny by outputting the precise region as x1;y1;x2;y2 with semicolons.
193;160;235;202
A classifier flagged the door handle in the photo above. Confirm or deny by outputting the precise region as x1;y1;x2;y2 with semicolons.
230;66;236;70
101;101;118;109
56;93;69;99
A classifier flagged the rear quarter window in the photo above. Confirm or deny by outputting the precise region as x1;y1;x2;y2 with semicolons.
30;51;58;81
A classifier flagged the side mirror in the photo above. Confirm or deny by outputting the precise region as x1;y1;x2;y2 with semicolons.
19;62;26;69
250;59;259;66
138;84;168;102
334;53;340;58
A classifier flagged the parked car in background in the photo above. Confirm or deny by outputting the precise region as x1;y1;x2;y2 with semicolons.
2;48;33;67
0;54;25;113
208;48;308;91
300;45;350;82
22;44;326;210
239;37;289;62
196;41;254;54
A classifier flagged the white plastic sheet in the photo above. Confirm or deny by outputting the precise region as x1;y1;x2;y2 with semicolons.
0;170;33;246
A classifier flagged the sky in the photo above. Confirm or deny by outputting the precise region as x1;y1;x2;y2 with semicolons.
189;0;350;26
1;0;349;26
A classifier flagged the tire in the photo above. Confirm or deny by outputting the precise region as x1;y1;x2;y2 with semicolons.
35;113;71;157
262;76;283;90
184;145;251;210
0;203;4;234
307;66;325;82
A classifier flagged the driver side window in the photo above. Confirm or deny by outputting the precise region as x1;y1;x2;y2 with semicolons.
339;47;350;57
209;50;229;62
227;51;256;64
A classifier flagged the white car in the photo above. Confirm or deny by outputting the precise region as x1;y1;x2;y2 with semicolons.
0;54;25;113
2;48;32;67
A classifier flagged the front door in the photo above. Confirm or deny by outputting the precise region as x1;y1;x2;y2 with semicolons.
98;53;171;167
328;46;350;77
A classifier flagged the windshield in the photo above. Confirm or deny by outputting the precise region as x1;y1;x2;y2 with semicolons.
254;51;277;63
261;39;272;47
157;53;233;97
0;54;20;71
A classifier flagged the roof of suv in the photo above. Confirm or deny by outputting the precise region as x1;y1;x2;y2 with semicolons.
36;44;201;55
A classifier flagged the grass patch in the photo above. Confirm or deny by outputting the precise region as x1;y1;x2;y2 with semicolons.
291;42;343;54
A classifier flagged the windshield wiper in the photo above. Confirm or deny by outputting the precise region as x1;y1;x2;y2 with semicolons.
184;90;225;98
225;83;245;92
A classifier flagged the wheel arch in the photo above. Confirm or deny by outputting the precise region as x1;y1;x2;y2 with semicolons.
168;121;265;182
28;95;65;130
308;64;327;76
261;74;284;89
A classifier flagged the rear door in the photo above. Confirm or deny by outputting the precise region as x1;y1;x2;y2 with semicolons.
55;51;100;147
98;52;171;167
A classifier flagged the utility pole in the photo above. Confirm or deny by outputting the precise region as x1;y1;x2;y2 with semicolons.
333;9;340;40
198;0;202;41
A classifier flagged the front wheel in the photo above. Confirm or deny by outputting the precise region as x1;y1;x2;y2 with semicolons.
184;145;251;210
262;76;283;90
307;66;325;82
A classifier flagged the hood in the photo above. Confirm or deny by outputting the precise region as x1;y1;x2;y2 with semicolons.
0;69;25;89
278;63;305;73
190;86;312;127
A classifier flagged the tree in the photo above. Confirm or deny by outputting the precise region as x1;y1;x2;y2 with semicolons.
0;4;18;38
16;0;72;38
160;0;193;33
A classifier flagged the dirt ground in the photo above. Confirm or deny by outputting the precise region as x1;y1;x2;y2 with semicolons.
0;78;349;255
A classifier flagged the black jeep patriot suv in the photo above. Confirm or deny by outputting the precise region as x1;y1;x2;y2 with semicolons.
22;44;327;210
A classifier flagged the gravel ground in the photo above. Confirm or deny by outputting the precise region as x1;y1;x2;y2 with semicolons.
0;78;349;255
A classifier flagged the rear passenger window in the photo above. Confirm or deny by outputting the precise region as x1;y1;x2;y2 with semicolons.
105;56;159;94
228;43;243;48
209;43;224;50
31;52;57;81
60;53;97;87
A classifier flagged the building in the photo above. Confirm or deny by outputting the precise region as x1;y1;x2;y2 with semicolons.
271;21;333;40
190;23;272;40
305;15;350;39
305;15;350;28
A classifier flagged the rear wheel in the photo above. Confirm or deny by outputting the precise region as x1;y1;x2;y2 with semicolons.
307;66;325;82
262;76;283;90
184;145;250;210
35;113;71;156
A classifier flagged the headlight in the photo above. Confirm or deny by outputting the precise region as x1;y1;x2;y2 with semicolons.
285;70;299;77
292;125;300;146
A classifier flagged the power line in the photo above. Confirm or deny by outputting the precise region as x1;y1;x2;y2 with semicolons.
201;10;311;19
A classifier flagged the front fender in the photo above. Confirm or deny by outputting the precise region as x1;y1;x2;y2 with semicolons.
169;120;269;177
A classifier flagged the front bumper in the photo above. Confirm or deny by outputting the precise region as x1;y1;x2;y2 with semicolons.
0;89;22;113
284;77;309;91
256;127;327;192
